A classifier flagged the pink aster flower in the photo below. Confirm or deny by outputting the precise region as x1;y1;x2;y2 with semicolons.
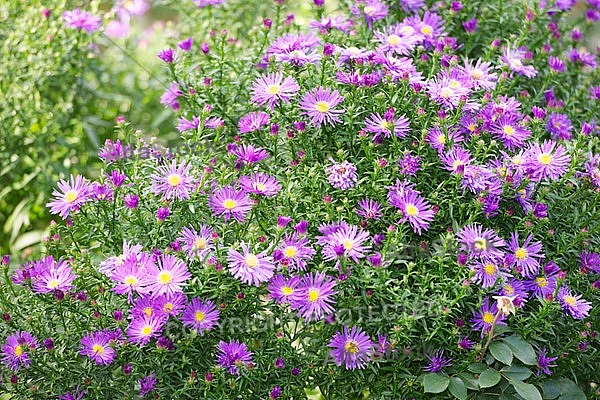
153;292;187;319
238;111;270;134
524;140;570;182
427;69;472;110
328;326;374;370
374;24;421;55
238;172;281;196
502;47;537;78
160;82;183;110
251;72;300;110
458;58;498;91
1;331;38;372
79;331;116;365
227;243;274;286
46;175;94;219
178;225;214;261
352;0;388;28
322;223;371;263
388;188;434;235
181;298;220;334
63;9;101;33
272;234;316;272
231;144;269;166
144;254;190;297
208;186;253;222
150;160;195;201
325;160;358;190
291;272;337;321
126;314;165;346
110;253;152;301
300;87;344;127
33;257;77;294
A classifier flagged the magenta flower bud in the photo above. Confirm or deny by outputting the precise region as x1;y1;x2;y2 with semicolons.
451;1;462;12
43;338;54;350
178;37;193;52
1;255;9;265
291;367;300;376
457;253;468;266
2;313;11;323
157;48;174;63
463;18;477;33
42;9;51;19
205;372;214;382
572;29;582;41
323;43;335;56
10;375;18;385
294;220;308;234
277;216;292;228
157;207;170;221
263;18;272;29
54;290;65;301
201;42;210;54
113;309;123;322
314;0;324;5
123;363;132;375
123;194;139;209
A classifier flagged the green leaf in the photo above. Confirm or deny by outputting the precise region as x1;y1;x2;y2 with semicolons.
511;380;542;400
448;377;468;400
543;381;560;399
500;365;533;381
423;373;450;394
468;362;488;373
479;369;501;389
489;341;513;365
459;372;480;390
502;336;537;366
556;378;586;400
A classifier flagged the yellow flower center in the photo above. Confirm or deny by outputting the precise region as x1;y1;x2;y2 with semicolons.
47;279;60;289
267;84;281;95
65;190;78;203
440;87;453;99
399;26;415;35
141;326;152;336
282;286;294;296
536;277;548;288
420;25;433;36
503;125;515;136
437;134;446;144
380;120;390;130
315;101;330;113
348;46;360;56
195;311;205;322
563;296;576;306
164;303;173;313
514;248;528;260
453;160;464;170
344;340;360;354
342;239;354;251
482;312;495;324
194;238;207;250
144;307;153;317
468;124;476;132
471;69;483;80
308;289;320;303
223;199;237;210
504;284;514;294
483;263;496;276
405;204;418;217
92;344;104;355
449;79;461;89
124;276;138;286
473;237;488;251
255;183;266;191
157;271;173;285
538;153;553;165
283;246;297;258
510;59;523;69
363;6;375;15
387;34;401;46
167;174;182;187
245;254;259;268
14;345;23;357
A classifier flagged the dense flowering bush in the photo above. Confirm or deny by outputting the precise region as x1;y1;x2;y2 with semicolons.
1;0;600;398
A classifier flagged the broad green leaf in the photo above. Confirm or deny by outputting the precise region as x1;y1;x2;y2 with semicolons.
468;362;488;373
556;378;586;400
489;341;513;365
511;380;542;400
448;377;468;400
479;369;501;389
500;365;533;381
543;381;560;399
459;372;480;390
423;373;450;394
502;336;537;365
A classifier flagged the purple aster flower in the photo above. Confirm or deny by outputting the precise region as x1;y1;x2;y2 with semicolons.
525;273;557;299
590;85;600;100
33;257;77;294
268;274;302;304
110;254;151;301
238;111;270;134
291;272;337;321
178;225;214;262
208;186;253;222
126;315;165;346
405;11;445;47
139;373;157;396
273;234;315;272
440;146;473;174
583;152;600;188
356;199;382;220
463;18;478;33
506;232;545;278
238;172;281;196
251;72;300;110
548;56;566;72
524;140;570;182
231;144;269;165
130;295;160;320
427;69;472;110
580;250;600;274
153;293;186;318
352;0;388;28
459;58;498;90
546;112;573;140
92;183;114;202
160;82;183;110
470;258;511;288
536;348;558;376
227;242;274;286
325;159;358;190
398;152;421;176
79;331;116;365
46;175;94;219
423;350;452;373
497;278;528;307
63;9;101;33
557;286;592;319
123;194;139;209
178;37;193;51
364;110;410;141
328;326;374;370
177;116;201;132
388;188;435;235
490;114;531;150
322;223;371;264
458;336;475;350
309;16;353;33
181;298;220;334
58;387;86;400
502;47;537;78
1;331;38;372
457;224;506;260
426;127;464;151
150;160;195;201
470;297;507;338
300;87;344;127
144;254;190;297
269;386;282;399
373;25;421;55
216;340;253;375
157;48;174;63
99;240;144;277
